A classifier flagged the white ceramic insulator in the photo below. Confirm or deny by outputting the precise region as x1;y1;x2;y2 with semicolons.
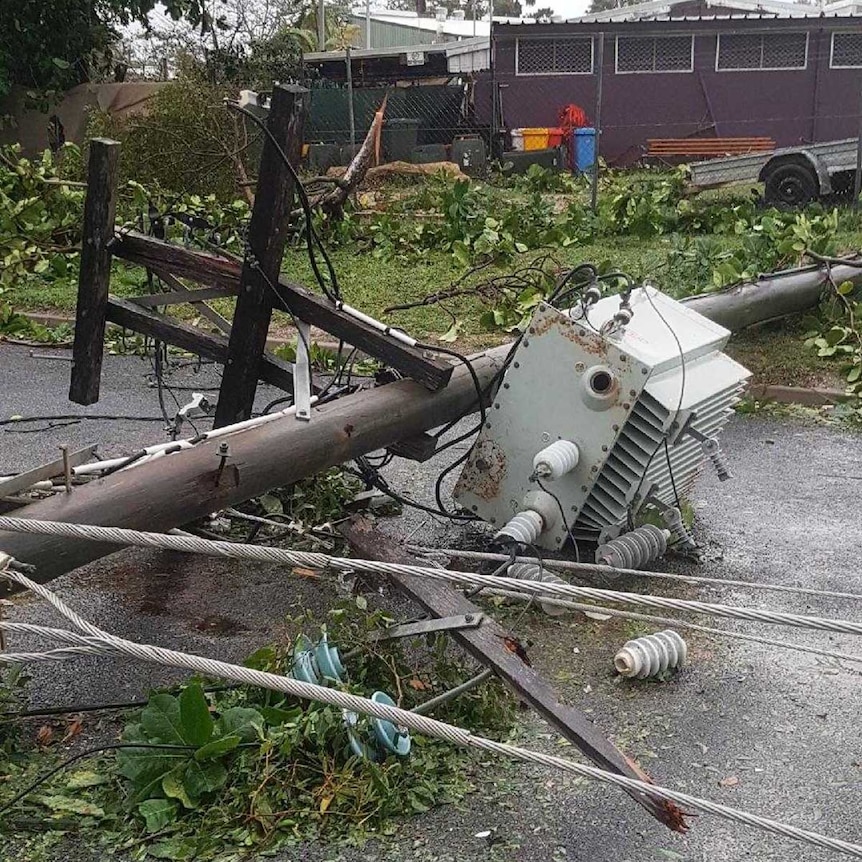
614;630;688;679
495;510;544;545
595;524;670;570
533;440;580;480
508;562;569;617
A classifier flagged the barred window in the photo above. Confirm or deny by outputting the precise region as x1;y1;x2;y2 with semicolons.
616;35;693;73
516;37;593;75
717;32;808;70
831;31;862;68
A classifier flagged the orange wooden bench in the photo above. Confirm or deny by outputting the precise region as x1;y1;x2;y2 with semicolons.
647;137;776;158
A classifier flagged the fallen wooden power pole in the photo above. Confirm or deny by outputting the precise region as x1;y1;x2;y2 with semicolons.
681;258;862;330
6;258;862;585
0;347;507;588
214;84;306;427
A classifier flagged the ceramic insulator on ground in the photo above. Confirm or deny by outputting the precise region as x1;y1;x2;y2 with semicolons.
495;510;544;545
508;562;569;616
595;524;670;570
532;440;580;480
614;630;687;679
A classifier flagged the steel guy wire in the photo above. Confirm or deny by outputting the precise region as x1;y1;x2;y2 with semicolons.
1;517;861;637
2;561;862;858
480;589;862;667
33;601;842;678
407;546;862;604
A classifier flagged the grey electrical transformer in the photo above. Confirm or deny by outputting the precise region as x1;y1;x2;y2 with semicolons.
453;287;751;551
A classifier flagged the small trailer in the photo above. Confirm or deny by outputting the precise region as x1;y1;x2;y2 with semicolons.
688;138;861;207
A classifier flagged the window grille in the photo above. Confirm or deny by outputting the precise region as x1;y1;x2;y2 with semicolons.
831;31;862;69
717;32;807;71
616;35;693;73
516;37;593;75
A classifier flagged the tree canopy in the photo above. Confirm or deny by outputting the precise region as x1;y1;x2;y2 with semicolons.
0;0;208;98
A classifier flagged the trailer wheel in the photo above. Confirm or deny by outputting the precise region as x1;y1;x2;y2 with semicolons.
763;163;818;208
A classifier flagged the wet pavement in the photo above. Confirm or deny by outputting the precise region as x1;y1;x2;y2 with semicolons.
1;343;861;861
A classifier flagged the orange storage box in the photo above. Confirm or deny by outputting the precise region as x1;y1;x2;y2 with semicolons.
522;128;550;150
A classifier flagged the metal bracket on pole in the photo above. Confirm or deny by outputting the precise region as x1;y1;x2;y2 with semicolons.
376;613;485;641
295;320;312;422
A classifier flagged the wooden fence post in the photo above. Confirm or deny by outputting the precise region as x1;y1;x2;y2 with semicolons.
214;84;308;427
69;138;121;405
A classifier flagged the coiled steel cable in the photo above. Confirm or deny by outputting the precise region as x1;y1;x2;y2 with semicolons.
408;547;862;604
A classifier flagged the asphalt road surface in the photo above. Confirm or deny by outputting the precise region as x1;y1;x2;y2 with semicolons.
1;343;861;861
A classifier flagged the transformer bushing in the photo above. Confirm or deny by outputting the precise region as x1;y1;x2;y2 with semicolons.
595;524;670;570
495;510;544;545
613;630;688;679
532;440;580;480
495;491;559;546
508;562;570;616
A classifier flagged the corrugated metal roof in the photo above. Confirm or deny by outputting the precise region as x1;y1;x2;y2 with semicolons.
352;9;520;37
566;11;860;21
303;37;490;65
551;0;860;22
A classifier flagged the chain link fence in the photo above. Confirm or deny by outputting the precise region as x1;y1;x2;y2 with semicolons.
302;75;484;171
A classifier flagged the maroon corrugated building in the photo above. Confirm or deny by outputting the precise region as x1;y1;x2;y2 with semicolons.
487;4;862;164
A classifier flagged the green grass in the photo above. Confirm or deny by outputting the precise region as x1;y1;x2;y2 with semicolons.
726;318;844;388
4;232;853;389
9;264;150;312
5;173;862;388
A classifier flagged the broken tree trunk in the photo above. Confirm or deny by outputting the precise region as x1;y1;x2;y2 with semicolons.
308;95;387;220
341;517;683;831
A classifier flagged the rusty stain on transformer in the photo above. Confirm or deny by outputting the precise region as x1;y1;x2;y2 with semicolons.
531;312;609;359
454;438;507;502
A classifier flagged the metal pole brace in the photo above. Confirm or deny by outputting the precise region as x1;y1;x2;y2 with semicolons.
375;613;485;642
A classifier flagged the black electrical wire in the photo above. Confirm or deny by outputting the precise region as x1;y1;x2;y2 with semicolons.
535;477;580;562
351;455;478;522
261;395;294;415
346;338;517;522
152;340;173;432
663;439;683;512
252;263;315;399
416;342;487;432
547;262;598;306
99;449;150;477
639;283;687;511
0;415;166;427
0;685;239;721
430;331;523;454
316;344;358;402
0;742;257;817
224;101;341;303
